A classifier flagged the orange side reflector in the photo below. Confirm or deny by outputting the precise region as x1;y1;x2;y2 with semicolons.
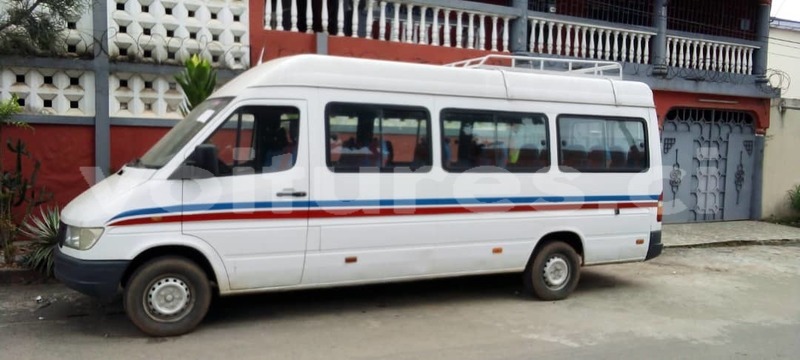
492;247;503;254
636;239;645;245
657;192;664;222
345;256;357;264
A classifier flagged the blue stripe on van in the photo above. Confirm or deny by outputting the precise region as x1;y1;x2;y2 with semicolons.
109;194;659;222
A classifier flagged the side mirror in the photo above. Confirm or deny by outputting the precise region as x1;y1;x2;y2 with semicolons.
169;144;219;180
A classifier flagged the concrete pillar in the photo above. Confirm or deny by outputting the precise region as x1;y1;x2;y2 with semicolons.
93;0;110;182
510;0;529;53
651;0;668;75
753;0;771;79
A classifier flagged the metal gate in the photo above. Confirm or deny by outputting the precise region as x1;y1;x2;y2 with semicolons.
661;108;756;223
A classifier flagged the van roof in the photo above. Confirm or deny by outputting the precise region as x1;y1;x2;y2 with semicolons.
214;54;655;108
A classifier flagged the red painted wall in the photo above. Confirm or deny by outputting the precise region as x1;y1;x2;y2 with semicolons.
2;125;94;208
109;126;170;172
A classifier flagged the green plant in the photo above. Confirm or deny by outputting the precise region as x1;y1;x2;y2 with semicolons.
788;184;800;213
174;54;217;115
21;206;60;276
0;96;51;265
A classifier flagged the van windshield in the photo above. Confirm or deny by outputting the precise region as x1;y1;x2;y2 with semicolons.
137;97;232;169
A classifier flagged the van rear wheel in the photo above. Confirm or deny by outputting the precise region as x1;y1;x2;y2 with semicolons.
524;242;581;301
124;257;211;337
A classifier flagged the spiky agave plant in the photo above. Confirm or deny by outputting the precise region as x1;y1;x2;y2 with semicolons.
21;206;60;276
174;54;217;115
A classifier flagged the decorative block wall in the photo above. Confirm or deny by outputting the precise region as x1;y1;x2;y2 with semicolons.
0;68;95;116
108;0;250;69
110;73;184;119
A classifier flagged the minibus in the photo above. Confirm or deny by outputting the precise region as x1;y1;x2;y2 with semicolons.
55;54;663;336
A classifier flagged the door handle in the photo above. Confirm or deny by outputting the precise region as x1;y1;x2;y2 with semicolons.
276;190;307;197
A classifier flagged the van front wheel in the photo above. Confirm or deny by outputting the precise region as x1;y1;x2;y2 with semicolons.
124;257;211;337
524;242;581;301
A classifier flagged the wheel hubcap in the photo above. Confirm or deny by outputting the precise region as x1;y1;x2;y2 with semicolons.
144;277;192;322
542;256;570;290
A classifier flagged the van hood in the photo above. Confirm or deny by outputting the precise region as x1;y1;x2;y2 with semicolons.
61;167;154;227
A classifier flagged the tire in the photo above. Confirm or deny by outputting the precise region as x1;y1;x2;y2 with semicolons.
523;241;581;301
123;257;211;337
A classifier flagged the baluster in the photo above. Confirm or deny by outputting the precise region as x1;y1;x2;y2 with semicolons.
502;17;509;52
701;42;709;70
692;40;699;68
456;11;463;48
391;2;399;42
636;34;643;63
746;48;753;74
529;19;538;53
306;0;313;33
736;47;743;73
365;0;374;38
664;37;671;66
536;20;547;54
588;27;596;58
479;14;486;50
546;21;554;54
628;32;635;62
643;35;650;63
678;39;685;67
420;6;427;44
467;13;474;49
265;0;273;29
322;0;329;33
669;37;677;66
491;16;498;52
555;23;563;55
444;10;451;47
725;45;731;72
379;1;386;40
603;29;611;60
336;0;344;36
405;4;414;43
596;29;604;59
565;24;573;56
291;0;298;31
612;31;619;61
620;32;628;62
276;0;283;30
432;8;439;45
351;0;360;37
580;26;587;58
710;43;718;71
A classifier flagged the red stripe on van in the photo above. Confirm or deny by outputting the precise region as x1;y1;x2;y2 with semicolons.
108;201;657;227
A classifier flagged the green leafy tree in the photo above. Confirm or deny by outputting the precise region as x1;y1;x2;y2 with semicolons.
0;0;90;56
175;55;217;115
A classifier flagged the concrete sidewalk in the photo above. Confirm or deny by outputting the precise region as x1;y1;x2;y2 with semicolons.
662;221;800;247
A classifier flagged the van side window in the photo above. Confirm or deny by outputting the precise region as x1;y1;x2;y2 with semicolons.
205;106;300;176
556;116;648;172
326;103;431;172
441;109;549;173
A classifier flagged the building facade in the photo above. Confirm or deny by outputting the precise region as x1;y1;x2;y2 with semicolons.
0;0;778;223
761;17;800;218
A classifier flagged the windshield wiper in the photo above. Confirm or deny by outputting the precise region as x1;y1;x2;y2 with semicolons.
126;157;144;167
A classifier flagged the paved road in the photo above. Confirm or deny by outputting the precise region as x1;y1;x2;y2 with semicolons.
1;245;799;359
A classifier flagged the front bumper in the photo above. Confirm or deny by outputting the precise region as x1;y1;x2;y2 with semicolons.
645;230;663;261
54;246;129;300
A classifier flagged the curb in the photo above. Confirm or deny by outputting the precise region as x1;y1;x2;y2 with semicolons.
665;238;800;249
0;268;51;285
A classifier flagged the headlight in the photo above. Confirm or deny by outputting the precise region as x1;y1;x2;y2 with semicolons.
63;226;104;250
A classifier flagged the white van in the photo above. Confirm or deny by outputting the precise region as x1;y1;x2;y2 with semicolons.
55;54;663;336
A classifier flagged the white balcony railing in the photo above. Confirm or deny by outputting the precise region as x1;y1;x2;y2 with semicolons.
528;16;655;65
666;35;758;75
264;0;515;51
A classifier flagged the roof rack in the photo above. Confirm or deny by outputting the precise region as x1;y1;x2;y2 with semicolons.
445;54;623;80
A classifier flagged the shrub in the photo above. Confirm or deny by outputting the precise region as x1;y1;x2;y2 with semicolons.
788;184;800;213
21;206;60;276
